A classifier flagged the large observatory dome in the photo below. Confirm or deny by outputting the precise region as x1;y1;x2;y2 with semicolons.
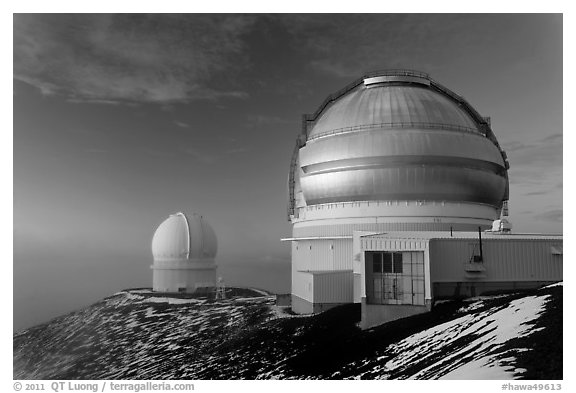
288;70;509;212
152;212;217;261
286;70;513;315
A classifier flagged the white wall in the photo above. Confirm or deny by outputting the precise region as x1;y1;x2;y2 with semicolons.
429;239;563;282
313;271;353;303
152;260;217;292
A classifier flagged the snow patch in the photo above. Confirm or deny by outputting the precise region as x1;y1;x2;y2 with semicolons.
249;288;271;296
144;297;206;305
440;358;516;379
232;296;272;302
342;293;551;380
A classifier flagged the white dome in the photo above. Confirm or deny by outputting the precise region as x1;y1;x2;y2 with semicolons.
152;212;217;261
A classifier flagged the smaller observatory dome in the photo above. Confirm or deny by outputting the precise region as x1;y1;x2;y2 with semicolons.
152;212;217;261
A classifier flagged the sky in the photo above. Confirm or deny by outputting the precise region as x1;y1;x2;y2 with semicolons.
13;14;563;331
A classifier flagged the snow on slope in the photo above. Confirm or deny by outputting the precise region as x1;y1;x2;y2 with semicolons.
14;285;561;380
13;289;279;379
331;291;554;380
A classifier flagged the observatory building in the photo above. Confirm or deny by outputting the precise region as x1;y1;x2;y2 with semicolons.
283;70;562;320
151;212;217;293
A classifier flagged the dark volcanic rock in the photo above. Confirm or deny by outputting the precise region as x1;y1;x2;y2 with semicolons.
13;285;562;380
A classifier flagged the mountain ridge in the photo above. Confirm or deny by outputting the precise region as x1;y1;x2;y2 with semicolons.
14;284;562;380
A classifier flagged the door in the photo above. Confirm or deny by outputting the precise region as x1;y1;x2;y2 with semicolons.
411;251;425;305
368;251;404;305
366;251;425;305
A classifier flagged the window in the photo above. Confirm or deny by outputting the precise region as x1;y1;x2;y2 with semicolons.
373;278;382;300
383;252;392;273
373;253;382;273
370;252;403;273
393;252;403;273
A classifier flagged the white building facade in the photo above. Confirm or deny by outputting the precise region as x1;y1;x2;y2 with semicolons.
356;231;562;329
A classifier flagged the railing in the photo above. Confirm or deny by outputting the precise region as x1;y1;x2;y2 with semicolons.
308;121;482;141
302;69;432;135
363;69;430;79
302;78;365;129
296;199;495;213
287;135;306;219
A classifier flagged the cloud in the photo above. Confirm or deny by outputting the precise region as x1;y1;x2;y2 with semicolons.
524;190;548;196
226;147;248;154
183;144;248;164
276;14;494;78
14;14;255;103
182;148;218;165
85;148;109;154
275;14;552;80
67;97;135;106
140;148;173;158
173;121;190;129
218;136;238;143
534;209;563;223
259;255;290;264
246;114;296;128
502;133;562;155
503;140;530;153
540;133;562;143
505;133;562;185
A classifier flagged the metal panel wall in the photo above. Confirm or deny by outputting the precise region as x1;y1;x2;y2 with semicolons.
292;240;311;272
291;241;311;302
291;239;355;304
292;239;354;272
152;267;216;293
292;271;314;302
334;239;354;270
313;271;353;303
309;240;334;271
429;239;563;282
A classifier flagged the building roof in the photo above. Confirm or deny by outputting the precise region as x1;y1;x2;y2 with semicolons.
308;84;480;140
359;231;562;241
302;69;499;145
288;69;510;213
152;212;217;261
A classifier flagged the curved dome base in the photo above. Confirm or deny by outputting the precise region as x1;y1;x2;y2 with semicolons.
292;199;499;237
151;259;217;293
